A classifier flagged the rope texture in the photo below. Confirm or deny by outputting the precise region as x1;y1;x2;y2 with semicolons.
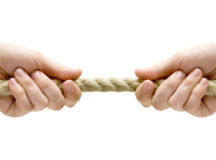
0;78;216;96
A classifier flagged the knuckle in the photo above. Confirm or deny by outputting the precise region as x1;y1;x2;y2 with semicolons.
172;105;183;111
192;88;202;97
15;86;25;95
32;72;49;88
184;104;190;110
168;98;182;111
165;81;176;91
22;78;34;87
19;104;33;112
182;77;199;88
184;102;199;112
183;78;193;87
153;105;164;111
39;79;50;90
33;106;42;112
33;97;48;111
184;105;195;113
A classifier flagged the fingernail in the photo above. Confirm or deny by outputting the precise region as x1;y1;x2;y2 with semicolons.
191;68;201;77
142;84;151;92
200;78;208;86
10;78;17;86
176;71;185;79
31;71;40;79
16;68;26;77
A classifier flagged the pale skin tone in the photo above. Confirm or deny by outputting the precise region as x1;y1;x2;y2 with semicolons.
0;43;82;117
135;43;216;117
1;43;216;118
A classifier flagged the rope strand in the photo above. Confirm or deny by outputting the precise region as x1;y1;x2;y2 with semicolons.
0;78;216;96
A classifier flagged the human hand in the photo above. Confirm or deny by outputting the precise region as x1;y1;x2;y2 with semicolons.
0;43;82;117
135;43;216;117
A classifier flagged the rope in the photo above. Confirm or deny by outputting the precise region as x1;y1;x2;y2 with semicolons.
0;78;216;96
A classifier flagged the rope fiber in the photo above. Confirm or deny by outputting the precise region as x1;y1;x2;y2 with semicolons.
0;78;216;96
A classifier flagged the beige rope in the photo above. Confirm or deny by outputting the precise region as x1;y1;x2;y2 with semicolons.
0;78;216;96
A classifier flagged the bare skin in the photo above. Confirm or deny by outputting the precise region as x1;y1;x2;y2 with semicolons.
135;43;216;117
0;43;82;117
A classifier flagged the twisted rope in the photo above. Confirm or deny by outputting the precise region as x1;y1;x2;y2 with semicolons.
0;78;216;96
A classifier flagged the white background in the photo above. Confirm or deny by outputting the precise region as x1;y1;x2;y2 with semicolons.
0;0;216;159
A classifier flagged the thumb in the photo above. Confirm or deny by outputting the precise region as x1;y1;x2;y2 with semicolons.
37;55;82;80
135;55;181;80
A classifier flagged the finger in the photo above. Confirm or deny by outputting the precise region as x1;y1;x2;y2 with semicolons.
135;80;155;107
184;78;208;115
151;70;186;111
31;70;65;111
0;96;14;115
185;79;216;117
168;68;203;111
135;54;182;80
14;68;49;111
36;54;82;80
62;80;82;107
199;96;216;117
8;78;33;117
